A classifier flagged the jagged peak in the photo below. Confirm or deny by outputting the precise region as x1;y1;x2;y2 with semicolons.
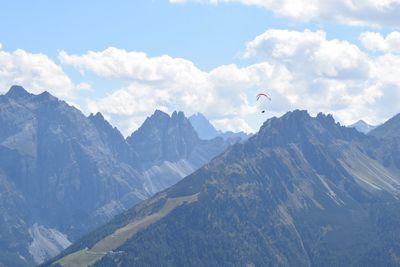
89;112;105;120
35;90;58;102
171;110;186;120
140;110;171;128
355;119;368;124
5;85;32;98
259;110;310;131
261;110;337;129
5;86;59;103
283;109;310;119
37;91;51;97
316;112;336;125
257;110;362;146
152;109;170;118
146;110;189;123
88;112;118;131
189;112;210;122
189;112;213;123
128;110;191;139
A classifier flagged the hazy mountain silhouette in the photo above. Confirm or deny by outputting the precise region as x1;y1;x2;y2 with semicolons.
189;112;251;141
349;120;376;134
0;86;229;266
369;113;400;140
51;110;400;267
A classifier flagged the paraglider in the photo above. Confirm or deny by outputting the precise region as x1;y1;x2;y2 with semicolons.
256;92;271;113
256;93;271;101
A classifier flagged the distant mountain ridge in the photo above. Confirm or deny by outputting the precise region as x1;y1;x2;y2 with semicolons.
127;110;229;194
369;113;400;139
189;112;251;141
349;119;376;134
0;86;231;266
51;109;400;267
128;110;200;168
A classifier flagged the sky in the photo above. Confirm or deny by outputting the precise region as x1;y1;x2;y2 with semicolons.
1;0;400;135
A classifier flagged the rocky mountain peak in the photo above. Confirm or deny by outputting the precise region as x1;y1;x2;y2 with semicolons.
88;112;109;127
369;113;400;139
88;112;125;145
316;112;335;125
256;110;362;147
349;120;376;134
36;91;53;99
127;110;200;167
171;110;185;119
189;112;220;140
87;111;135;165
54;108;400;267
0;88;231;266
152;109;170;120
5;85;32;99
189;112;251;141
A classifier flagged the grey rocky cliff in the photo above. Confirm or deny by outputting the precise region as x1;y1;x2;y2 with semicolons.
0;86;230;266
54;110;400;267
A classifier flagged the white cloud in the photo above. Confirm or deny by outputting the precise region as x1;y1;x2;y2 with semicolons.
245;29;370;79
77;82;92;91
169;0;400;27
61;49;269;134
59;48;205;83
60;29;400;134
360;31;400;53
243;29;400;125
0;47;76;98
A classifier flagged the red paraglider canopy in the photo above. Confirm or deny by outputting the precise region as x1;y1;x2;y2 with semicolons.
256;93;271;101
256;92;271;114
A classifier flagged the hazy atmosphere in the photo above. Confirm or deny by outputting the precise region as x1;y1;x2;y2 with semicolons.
2;1;400;267
2;0;400;134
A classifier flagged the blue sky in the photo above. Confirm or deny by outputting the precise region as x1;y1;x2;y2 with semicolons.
1;0;400;135
0;0;371;69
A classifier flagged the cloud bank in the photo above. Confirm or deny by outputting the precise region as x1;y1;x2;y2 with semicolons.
58;29;400;135
360;31;400;53
170;0;400;27
3;28;400;135
243;29;399;126
0;46;76;98
60;48;270;134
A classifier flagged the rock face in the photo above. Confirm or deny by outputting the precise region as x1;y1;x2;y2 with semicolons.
0;86;145;266
349;120;376;134
189;112;251;141
128;111;200;168
369;113;400;171
28;224;72;264
188;112;220;140
127;110;229;195
0;86;229;266
52;110;400;267
369;113;400;140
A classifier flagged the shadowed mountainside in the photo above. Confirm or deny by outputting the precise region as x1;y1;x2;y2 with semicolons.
0;86;230;266
50;110;400;267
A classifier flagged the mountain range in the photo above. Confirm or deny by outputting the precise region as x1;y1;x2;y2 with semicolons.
3;85;400;267
0;86;233;266
50;110;400;267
